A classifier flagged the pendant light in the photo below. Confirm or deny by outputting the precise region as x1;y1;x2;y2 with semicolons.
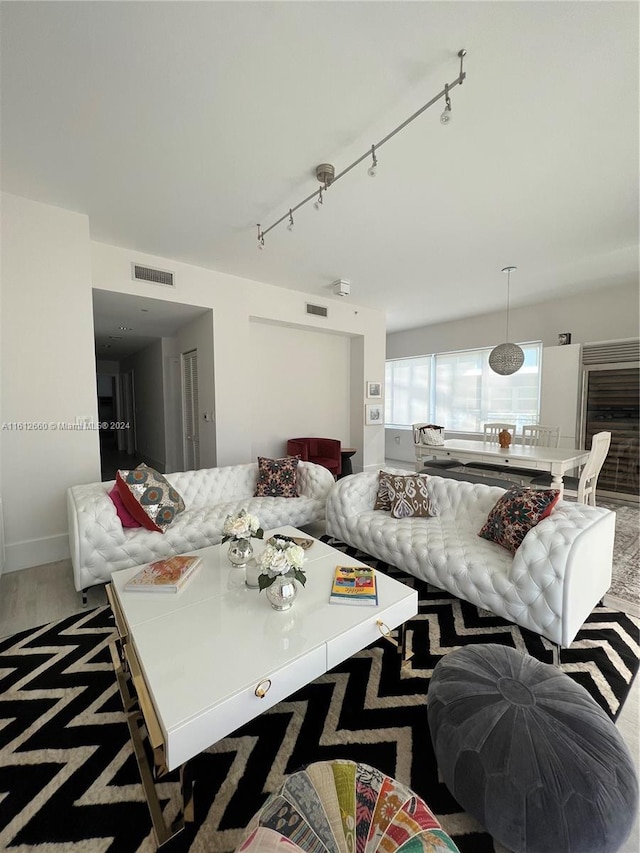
489;266;524;375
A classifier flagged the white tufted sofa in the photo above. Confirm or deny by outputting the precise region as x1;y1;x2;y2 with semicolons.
68;461;335;596
326;470;616;649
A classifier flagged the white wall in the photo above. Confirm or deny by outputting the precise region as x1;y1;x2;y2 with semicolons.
386;282;639;360
121;340;166;471
91;241;386;472
0;192;387;572
385;283;639;464
249;320;351;459
0;193;100;571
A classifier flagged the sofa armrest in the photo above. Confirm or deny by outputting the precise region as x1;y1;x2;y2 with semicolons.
510;502;616;647
327;471;379;524
296;461;336;501
67;482;127;591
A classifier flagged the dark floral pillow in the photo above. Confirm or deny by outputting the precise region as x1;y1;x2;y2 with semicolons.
254;456;300;498
478;487;560;553
115;463;185;533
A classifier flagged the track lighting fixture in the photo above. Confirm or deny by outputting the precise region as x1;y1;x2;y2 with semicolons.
256;48;467;247
367;145;378;178
440;84;452;125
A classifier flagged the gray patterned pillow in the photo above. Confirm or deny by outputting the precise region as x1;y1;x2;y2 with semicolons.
386;474;437;519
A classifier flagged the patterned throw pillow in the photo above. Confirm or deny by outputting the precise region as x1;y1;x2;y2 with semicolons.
115;464;185;533
374;471;393;511
254;456;300;498
478;487;560;553
386;474;436;519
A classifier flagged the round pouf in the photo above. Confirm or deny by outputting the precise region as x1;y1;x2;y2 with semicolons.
427;644;638;853
235;759;460;852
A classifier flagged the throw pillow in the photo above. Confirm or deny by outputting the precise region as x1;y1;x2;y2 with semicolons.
386;474;436;519
478;487;560;553
115;464;185;533
107;485;142;529
374;471;393;511
254;456;300;498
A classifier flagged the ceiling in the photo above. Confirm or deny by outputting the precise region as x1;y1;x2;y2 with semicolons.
92;290;210;360
1;1;638;336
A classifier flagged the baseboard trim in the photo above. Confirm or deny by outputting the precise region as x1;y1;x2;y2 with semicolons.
3;533;70;574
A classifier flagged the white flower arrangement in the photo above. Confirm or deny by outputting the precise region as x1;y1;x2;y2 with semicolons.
222;509;264;543
258;538;307;590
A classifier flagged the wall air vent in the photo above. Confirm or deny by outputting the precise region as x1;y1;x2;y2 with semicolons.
306;303;328;318
131;263;175;287
582;338;639;365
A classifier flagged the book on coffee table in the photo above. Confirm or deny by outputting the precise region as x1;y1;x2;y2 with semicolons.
124;555;202;593
329;566;378;606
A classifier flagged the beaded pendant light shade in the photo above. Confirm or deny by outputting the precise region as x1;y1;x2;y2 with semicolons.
489;267;524;375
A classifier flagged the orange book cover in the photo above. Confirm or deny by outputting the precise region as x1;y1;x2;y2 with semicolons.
124;555;202;593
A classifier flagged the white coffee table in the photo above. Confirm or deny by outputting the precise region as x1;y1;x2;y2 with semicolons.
106;526;418;846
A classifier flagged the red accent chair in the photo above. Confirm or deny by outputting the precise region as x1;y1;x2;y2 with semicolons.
287;438;341;477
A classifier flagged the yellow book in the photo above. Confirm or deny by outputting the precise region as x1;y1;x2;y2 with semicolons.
329;566;378;606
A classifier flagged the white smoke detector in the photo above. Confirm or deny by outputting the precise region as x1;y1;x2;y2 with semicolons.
332;279;351;297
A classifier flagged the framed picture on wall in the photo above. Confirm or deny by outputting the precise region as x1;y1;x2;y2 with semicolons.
365;403;384;425
366;381;382;399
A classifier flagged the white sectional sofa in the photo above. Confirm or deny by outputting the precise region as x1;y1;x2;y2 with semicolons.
326;470;616;650
68;461;335;598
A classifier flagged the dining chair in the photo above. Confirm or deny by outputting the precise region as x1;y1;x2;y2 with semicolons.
530;431;612;506
483;423;517;442
462;423;520;481
522;424;561;448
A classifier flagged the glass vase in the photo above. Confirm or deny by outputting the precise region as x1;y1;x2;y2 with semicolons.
265;574;298;611
228;537;253;568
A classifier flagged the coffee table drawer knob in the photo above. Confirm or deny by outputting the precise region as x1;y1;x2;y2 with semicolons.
255;679;272;699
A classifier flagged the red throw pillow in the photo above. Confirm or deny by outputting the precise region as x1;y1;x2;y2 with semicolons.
115;464;185;533
108;485;142;529
478;487;560;553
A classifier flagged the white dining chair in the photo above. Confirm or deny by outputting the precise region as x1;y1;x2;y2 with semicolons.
483;423;517;442
530;431;612;506
522;424;561;448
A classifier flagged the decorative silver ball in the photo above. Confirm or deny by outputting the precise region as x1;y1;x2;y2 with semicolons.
489;342;525;375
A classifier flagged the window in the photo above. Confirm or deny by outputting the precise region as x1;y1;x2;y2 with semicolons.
385;343;542;433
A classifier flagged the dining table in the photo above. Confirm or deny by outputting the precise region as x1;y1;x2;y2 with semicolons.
415;438;591;493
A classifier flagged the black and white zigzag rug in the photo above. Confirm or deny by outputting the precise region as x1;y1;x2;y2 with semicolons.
1;540;638;853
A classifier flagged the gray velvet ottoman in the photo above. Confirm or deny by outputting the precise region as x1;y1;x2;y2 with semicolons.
427;644;638;853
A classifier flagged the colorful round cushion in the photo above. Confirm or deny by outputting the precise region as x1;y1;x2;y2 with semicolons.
235;759;459;852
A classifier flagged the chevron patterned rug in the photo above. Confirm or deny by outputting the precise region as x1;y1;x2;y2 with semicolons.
1;545;638;853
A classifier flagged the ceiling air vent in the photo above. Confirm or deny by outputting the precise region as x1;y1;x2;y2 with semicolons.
131;263;175;287
306;303;328;318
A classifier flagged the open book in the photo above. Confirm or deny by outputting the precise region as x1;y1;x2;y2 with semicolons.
329;566;378;606
124;555;202;593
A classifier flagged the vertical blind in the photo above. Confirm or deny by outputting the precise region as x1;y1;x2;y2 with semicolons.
386;343;542;432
